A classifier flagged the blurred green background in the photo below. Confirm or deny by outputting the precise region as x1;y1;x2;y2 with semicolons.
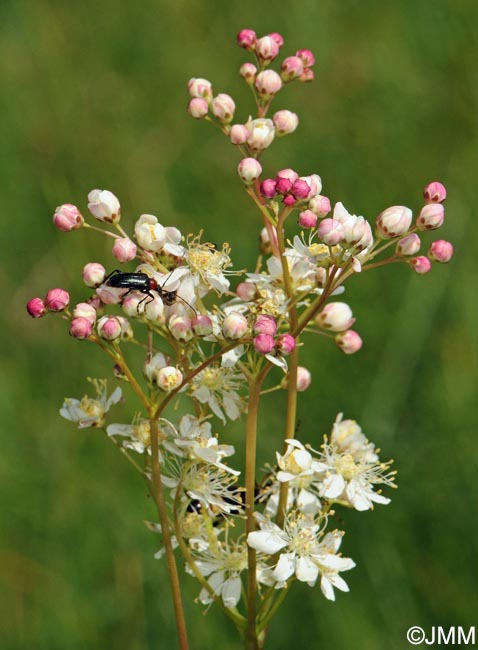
1;0;477;648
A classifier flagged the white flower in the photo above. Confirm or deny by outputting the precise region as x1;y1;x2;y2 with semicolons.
87;189;121;223
60;379;122;428
107;416;175;454
190;541;248;608
134;214;167;252
190;365;245;423
185;235;235;295
246;117;275;151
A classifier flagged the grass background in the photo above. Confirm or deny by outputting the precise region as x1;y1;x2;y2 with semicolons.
1;0;477;648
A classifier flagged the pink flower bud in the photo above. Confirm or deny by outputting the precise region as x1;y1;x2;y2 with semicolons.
222;312;248;339
255;70;282;97
237;29;256;49
283;195;296;207
376;205;413;238
299;174;322;198
88;295;103;311
280;56;304;81
121;293;143;316
236;282;257;301
237;157;262;184
26;297;46;318
260;179;277;198
253;314;277;336
188;97;209;119
276;334;296;356
230;124;249;145
253;333;275;355
298;210;318;229
296;49;315;67
82;262;106;288
70;317;93;339
335;330;363;354
45;288;70;312
188;77;213;100
277;169;299;183
72;302;97;324
239;62;257;84
255;36;279;62
268;32;284;48
396;233;421;256
276;176;292;195
296;366;312;391
97;315;122;340
424;181;446;204
299;68;314;82
169;314;193;341
318;218;345;246
291;178;311;200
416;203;445;231
409;256;432;274
316;302;355;332
273;110;299;136
144;296;165;323
192;314;213;336
212;93;236;123
53;204;84;231
112;237;137;263
87;189;121;224
428;240;454;263
308;194;331;217
246;118;275;151
156;366;183;392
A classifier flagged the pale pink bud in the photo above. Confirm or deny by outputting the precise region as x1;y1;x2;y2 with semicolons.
45;288;70;312
236;282;257;301
121;293;143;316
144;296;165;323
424;181;446;204
260;179;277;198
273;110;299;136
169;314;193;341
283;195;296;207
134;214;167;251
335;330;363;354
256;36;279;62
342;216;373;250
143;352;167;383
276;177;292;194
316;302;355;332
156;366;183;392
239;62;257;83
253;334;275;355
112;237;137;263
376;205;413;238
255;70;282;97
26;297;46;318
188;97;208;119
416;203;444;231
296;366;312;391
277;168;299;183
296;49;315;67
299;174;322;198
253;314;277;336
188;77;213;100
82;262;106;288
291;178;311;200
268;32;284;47
318;218;344;245
97;315;122;340
70;317;93;339
246;118;275;151
298;210;318;229
87;189;121;224
299;68;314;82
276;334;296;356
222;312;248;339
237;157;262;184
237;29;256;49
308;194;331;217
409;256;432;274
72;302;97;324
428;240;453;263
53;204;84;231
280;56;304;81
396;233;421;256
230;124;249;145
191;314;213;336
212;93;236;123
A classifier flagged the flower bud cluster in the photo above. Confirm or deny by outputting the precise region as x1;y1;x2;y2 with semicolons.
27;287;70;318
251;314;296;358
187;78;236;124
259;168;323;207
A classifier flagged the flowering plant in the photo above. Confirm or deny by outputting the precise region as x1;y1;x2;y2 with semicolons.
27;28;453;650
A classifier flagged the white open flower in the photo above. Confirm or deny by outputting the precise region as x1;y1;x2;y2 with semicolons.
185;235;235;295
190;541;247;609
190;365;245;423
60;379;122;428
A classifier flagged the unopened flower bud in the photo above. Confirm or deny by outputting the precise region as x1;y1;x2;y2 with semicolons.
72;302;97;324
192;314;213;336
70;317;93;339
376;205;413;238
239;62;257;83
298;210;318;229
318;218;344;246
53;204;84;231
112;237;137;263
268;32;284;48
26;297;46;318
428;240;454;263
273;110;299;136
45;288;70;312
87;189;121;224
252;333;274;355
143;352;167;383
396;233;420;256
282;366;312;391
97;315;122;340
296;49;315;67
276;176;292;194
237;29;256;50
246;118;275;151
276;334;296;356
169;314;193;341
316;302;355;332
409;256;432;274
156;366;183;392
144;296;165;322
253;314;277;336
277;168;299;183
300;174;322;198
424;181;446;204
230;124;249;145
121;293;143;316
416;203;445;231
212;93;236;123
291;179;311;200
335;330;363;354
260;178;277;198
188;97;209;119
299;68;314;82
255;35;279;62
283;195;296;207
222;312;248;339
188;77;213;100
280;56;304;81
82;262;106;288
134;214;167;251
237;158;262;184
255;70;282;97
309;194;331;217
236;282;257;301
